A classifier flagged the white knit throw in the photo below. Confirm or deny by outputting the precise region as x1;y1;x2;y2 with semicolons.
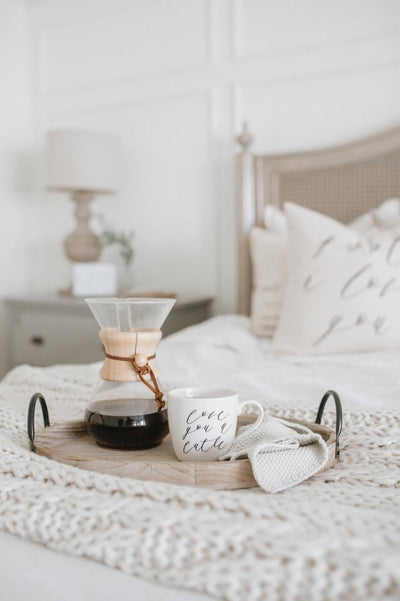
0;364;400;601
220;417;329;493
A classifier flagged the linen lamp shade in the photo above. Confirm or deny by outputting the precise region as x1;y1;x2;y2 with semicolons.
46;129;122;193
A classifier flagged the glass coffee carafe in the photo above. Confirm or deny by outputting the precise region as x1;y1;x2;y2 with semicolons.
85;297;175;449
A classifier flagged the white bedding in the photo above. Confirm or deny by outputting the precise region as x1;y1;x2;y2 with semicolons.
0;530;211;601
159;315;400;411
0;315;399;601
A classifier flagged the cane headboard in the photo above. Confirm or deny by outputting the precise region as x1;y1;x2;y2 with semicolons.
236;124;400;314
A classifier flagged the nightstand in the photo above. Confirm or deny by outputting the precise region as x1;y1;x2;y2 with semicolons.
5;295;213;369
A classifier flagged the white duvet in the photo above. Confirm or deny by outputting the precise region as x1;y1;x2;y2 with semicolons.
158;315;400;412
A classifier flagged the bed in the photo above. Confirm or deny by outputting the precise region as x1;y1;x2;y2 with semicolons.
1;126;400;601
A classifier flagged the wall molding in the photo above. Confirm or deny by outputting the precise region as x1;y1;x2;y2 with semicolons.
37;0;211;95
39;27;400;116
233;58;400;133
42;83;213;118
232;0;400;62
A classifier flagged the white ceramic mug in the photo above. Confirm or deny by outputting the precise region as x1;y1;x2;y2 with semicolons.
167;387;264;462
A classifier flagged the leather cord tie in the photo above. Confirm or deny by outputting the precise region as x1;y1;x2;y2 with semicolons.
104;352;165;410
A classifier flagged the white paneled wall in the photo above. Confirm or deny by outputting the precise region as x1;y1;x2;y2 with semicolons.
1;0;400;375
26;0;400;311
234;0;397;58
41;1;209;93
0;0;34;376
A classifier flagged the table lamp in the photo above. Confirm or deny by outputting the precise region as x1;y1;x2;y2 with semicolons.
46;129;122;262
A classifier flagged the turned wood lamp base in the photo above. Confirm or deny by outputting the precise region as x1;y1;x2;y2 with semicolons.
64;190;101;262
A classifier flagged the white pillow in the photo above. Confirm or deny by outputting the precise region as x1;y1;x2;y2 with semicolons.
272;202;400;354
264;198;400;236
349;198;400;236
251;199;400;339
249;228;286;337
264;205;288;237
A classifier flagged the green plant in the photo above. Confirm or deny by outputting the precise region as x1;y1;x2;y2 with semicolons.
97;215;134;266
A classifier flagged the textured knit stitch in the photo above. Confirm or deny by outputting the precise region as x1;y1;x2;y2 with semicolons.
0;363;399;601
220;417;329;492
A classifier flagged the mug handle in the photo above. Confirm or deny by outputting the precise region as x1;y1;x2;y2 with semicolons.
238;400;264;436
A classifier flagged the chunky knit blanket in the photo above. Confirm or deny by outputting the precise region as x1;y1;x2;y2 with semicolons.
0;358;399;601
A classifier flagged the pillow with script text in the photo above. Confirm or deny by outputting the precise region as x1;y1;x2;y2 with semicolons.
272;202;400;354
250;228;287;337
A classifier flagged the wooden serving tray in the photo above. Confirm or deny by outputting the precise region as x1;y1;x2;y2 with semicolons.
34;415;337;490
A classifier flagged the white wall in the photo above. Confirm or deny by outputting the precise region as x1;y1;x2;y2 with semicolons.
1;0;400;375
0;0;34;376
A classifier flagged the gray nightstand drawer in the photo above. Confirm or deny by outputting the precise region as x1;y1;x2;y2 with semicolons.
11;312;103;366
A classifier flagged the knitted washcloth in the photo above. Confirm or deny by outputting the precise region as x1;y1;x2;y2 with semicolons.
220;417;329;493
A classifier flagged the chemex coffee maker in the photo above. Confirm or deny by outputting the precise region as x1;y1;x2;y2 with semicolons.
85;297;175;450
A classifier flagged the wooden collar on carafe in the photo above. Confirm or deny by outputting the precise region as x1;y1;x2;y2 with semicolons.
104;352;165;410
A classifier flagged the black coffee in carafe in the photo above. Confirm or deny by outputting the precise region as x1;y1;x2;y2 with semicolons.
85;399;168;449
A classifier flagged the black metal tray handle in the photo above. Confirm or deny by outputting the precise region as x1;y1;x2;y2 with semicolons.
315;390;342;459
27;392;50;452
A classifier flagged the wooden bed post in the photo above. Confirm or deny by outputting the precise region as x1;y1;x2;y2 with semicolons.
236;122;254;315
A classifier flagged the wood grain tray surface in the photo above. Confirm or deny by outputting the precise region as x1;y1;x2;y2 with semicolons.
34;415;337;490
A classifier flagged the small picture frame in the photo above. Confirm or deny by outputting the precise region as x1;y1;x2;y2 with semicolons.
72;262;117;297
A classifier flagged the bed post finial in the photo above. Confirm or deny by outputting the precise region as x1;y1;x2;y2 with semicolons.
236;122;254;315
237;122;253;153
